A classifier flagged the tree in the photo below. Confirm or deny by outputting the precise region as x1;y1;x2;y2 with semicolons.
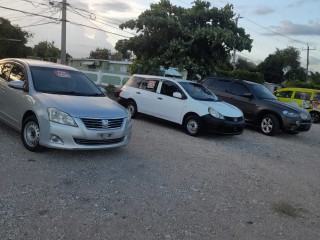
236;58;257;72
115;0;252;78
258;47;303;84
0;17;32;58
33;41;60;61
89;48;111;59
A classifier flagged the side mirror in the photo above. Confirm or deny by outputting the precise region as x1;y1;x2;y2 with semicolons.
173;92;182;99
243;92;253;98
8;80;26;91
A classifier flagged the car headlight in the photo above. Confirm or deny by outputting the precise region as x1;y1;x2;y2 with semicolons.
47;108;78;127
208;107;224;119
282;110;299;118
299;112;309;120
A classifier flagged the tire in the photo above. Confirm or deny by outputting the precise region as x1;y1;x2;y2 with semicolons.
260;114;279;136
310;111;320;123
21;115;43;152
127;100;138;119
184;115;201;136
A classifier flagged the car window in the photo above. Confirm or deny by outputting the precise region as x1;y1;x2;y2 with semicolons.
180;82;219;101
139;79;159;92
249;83;277;100
160;81;183;97
30;67;104;96
294;91;311;100
314;92;320;101
230;82;250;96
125;76;144;88
277;91;293;98
210;79;231;92
9;64;27;83
0;62;13;82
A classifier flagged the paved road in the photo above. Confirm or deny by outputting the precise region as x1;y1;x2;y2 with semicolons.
0;117;319;240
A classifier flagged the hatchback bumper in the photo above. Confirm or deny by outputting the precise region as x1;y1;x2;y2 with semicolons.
201;114;245;135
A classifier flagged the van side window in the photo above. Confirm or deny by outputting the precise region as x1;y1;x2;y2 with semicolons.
160;81;182;97
230;82;249;96
139;79;159;92
314;93;320;101
278;91;293;98
294;91;311;100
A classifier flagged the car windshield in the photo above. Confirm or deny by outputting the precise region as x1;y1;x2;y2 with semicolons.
179;82;219;101
250;84;277;100
30;67;104;96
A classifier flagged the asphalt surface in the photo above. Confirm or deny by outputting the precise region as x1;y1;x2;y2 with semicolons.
0;116;319;240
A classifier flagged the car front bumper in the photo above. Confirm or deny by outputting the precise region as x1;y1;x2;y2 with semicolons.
201;114;245;135
282;116;312;132
38;117;132;150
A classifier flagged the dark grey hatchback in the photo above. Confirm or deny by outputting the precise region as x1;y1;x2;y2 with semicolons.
201;77;312;135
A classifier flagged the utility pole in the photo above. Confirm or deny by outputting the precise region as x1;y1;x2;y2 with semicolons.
60;0;67;64
302;45;316;82
233;14;242;69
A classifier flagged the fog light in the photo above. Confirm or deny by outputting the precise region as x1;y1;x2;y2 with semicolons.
296;121;301;126
50;135;64;144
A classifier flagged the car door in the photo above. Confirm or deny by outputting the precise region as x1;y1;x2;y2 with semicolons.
2;63;29;128
228;82;257;122
155;80;185;123
0;62;14;122
135;79;160;115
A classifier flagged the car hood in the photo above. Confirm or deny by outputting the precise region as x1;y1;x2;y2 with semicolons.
200;100;243;117
264;99;309;113
36;93;127;118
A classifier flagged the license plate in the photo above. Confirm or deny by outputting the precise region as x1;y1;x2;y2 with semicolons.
98;133;113;139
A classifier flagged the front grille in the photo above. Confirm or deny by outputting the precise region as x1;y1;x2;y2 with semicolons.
81;118;123;129
224;116;244;122
74;137;125;145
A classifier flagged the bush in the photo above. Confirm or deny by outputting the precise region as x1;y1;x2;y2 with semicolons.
285;80;320;90
214;69;264;83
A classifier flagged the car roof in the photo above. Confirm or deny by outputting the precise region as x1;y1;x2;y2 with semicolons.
133;74;191;83
0;58;78;71
276;87;320;92
204;76;261;86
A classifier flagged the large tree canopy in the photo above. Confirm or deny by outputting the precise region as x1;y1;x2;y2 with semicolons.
0;17;32;58
115;0;252;78
258;47;304;84
89;48;111;59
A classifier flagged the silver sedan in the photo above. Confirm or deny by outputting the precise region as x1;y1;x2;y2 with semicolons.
0;58;132;151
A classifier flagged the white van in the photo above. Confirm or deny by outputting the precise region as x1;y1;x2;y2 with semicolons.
118;75;244;136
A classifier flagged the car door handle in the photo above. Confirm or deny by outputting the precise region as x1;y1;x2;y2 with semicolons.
1;87;5;91
136;92;141;94
157;97;162;100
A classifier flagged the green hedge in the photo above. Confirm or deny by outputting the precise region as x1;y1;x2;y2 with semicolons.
214;69;264;83
285;80;320;90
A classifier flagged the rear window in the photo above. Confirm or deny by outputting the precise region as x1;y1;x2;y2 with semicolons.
207;79;231;92
125;76;144;88
294;91;311;100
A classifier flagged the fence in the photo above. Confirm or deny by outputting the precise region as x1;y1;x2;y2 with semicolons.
82;70;131;88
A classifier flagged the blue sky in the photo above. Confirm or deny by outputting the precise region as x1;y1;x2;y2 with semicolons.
1;0;320;72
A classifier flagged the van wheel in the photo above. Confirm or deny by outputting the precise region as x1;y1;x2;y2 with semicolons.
127;100;138;118
260;114;279;136
21;115;43;152
310;111;320;123
184;115;201;136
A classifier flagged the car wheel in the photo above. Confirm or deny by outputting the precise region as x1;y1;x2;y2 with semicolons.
21;115;43;152
260;114;279;136
127;100;138;119
310;111;320;123
184;115;201;136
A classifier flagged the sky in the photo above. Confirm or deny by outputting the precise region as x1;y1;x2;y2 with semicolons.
0;0;320;73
